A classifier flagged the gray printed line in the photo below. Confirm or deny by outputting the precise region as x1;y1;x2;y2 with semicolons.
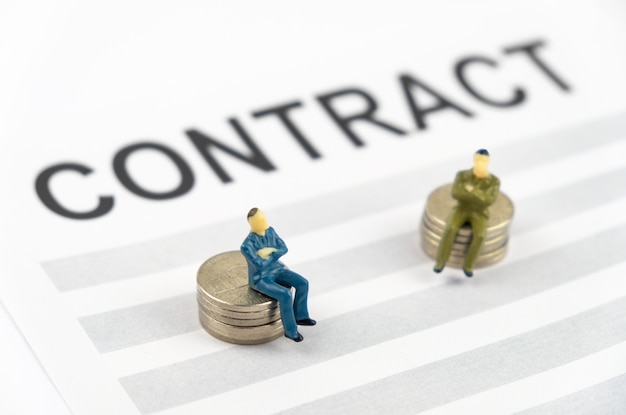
79;166;626;353
43;113;626;291
281;163;626;293
79;233;419;353
118;224;626;414
513;165;626;231
282;297;626;415
516;373;626;415
78;294;197;354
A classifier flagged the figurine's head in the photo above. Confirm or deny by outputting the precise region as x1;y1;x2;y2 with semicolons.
247;207;270;234
473;149;490;179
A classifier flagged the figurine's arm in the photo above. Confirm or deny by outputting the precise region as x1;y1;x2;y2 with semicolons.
258;243;286;266
272;231;288;257
241;238;271;269
485;177;500;205
473;177;500;206
260;227;287;260
452;172;474;201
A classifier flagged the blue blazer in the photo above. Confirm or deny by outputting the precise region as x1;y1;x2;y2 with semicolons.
240;226;288;285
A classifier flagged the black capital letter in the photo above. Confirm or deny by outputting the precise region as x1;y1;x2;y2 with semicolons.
400;74;473;130
35;163;114;220
253;101;321;159
455;56;525;107
503;40;571;91
186;118;275;183
113;142;194;199
317;88;407;147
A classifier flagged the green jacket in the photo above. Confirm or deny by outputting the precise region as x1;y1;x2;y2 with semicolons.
452;169;500;216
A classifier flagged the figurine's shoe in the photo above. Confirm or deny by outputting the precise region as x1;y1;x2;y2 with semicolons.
296;318;317;326
285;332;304;342
433;262;445;273
463;268;473;277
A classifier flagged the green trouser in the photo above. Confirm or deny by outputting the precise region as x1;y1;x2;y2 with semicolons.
435;207;488;272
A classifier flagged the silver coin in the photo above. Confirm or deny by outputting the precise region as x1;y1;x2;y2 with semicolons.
422;216;474;242
198;301;281;327
419;183;513;269
196;289;280;319
420;225;508;251
423;184;514;232
422;211;510;239
420;237;508;259
421;218;474;244
199;310;284;345
421;237;508;260
420;235;475;255
422;241;508;268
196;251;279;313
442;248;507;269
438;252;507;269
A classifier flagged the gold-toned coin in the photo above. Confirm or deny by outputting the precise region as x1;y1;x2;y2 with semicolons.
196;251;278;313
422;213;471;238
419;183;513;269
196;289;280;319
422;237;508;259
198;301;281;327
420;235;474;255
420;235;507;257
420;224;508;248
197;251;286;344
422;241;507;268
422;210;510;239
199;310;284;345
423;184;514;232
452;247;507;268
441;250;507;269
422;217;473;243
424;240;507;261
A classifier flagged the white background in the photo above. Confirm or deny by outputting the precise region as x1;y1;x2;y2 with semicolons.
2;1;626;414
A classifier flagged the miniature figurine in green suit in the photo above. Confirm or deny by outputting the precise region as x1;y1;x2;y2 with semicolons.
434;149;500;277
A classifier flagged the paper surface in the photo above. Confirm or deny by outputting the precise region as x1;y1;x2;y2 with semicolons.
2;1;626;414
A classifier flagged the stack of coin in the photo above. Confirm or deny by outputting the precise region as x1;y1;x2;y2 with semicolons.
420;184;514;269
197;251;283;344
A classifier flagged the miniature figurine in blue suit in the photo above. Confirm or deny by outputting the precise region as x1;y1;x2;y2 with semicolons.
241;208;316;342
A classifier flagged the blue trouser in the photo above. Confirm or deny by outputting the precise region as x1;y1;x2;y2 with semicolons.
250;269;310;338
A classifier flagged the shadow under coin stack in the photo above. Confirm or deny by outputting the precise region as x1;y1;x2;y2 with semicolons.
196;251;283;344
420;184;514;269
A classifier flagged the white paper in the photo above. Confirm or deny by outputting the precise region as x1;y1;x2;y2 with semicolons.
2;1;626;414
